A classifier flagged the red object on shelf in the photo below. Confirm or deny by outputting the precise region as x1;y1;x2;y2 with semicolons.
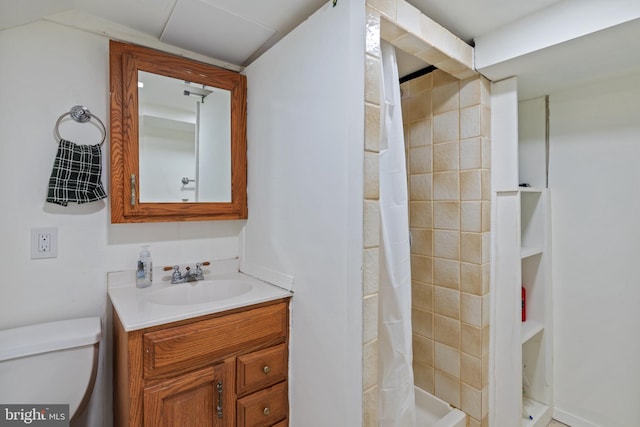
522;286;526;322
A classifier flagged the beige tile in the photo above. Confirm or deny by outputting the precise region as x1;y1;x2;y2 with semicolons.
368;0;397;21
433;201;460;230
482;294;490;327
393;33;427;55
461;201;481;232
434;285;460;319
460;170;482;201
481;137;491;169
413;334;434;366
480;76;491;106
410;228;432;257
363;339;378;390
434;258;460;289
433;110;459;143
461;262;482;295
432;69;457;87
363;247;379;296
410;201;432;228
482;233;490;264
434;314;460;349
461;323;481;357
411;254;433;284
461;232;482;264
460;137;482;170
409;146;432;174
460;105;481;139
412;280;433;311
435;342;460;378
408;118;432;148
410;174;431;201
433;172;459;201
461;383;482;420
365;103;381;153
405;91;432;122
461;293;482;327
482;326;490;356
415;45;450;68
482;263;490;295
396;0;422;35
413;361;435;393
365;54;381;106
482;352;489;388
460;76;481;108
481;201;491;232
365;8;381;58
468;417;481;427
432;81;459;115
363;200;380;248
412;307;433;339
481;169;491;201
363;385;378;427
434;230;460;261
461;353;482;389
363;294;378;343
364;152;379;200
409;73;432;94
481;105;491;137
433;141;459;172
435;371;460;408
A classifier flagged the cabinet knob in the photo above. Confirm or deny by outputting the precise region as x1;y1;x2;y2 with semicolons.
263;365;271;374
263;407;270;416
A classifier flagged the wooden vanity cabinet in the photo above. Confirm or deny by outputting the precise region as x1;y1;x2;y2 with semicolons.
114;299;290;427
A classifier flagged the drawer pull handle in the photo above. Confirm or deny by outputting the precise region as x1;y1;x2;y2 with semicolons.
263;365;271;374
263;407;270;416
216;381;223;419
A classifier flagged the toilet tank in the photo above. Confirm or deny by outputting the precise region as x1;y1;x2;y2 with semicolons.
0;317;102;418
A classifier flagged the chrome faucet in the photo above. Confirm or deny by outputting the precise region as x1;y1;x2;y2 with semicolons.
168;262;207;284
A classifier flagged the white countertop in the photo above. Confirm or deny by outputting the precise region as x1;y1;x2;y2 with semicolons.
108;263;292;331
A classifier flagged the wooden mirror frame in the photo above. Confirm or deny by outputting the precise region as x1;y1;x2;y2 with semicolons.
109;40;247;223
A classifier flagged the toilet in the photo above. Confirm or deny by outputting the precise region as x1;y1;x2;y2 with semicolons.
0;317;102;421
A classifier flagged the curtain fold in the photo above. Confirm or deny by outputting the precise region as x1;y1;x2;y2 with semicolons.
378;40;416;427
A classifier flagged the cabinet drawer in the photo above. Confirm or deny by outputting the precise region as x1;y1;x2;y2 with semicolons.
237;343;287;396
237;381;287;427
143;302;288;378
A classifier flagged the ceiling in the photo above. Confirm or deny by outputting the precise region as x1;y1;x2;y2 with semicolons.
0;0;560;68
2;0;639;98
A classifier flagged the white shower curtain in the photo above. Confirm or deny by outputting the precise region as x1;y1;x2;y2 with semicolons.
378;41;416;426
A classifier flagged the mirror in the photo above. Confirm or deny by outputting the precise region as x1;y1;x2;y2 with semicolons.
109;41;247;223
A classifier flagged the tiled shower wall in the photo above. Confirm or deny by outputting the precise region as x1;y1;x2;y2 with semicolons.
363;5;491;427
401;71;492;427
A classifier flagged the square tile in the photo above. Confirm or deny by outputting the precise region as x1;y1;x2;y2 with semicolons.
409;146;432;174
410;201;432;228
410;174;432;201
433;201;460;230
434;230;460;261
414;361;435;394
363;247;379;296
365;103;381;153
461;232;482;264
432;81;459;115
433;141;459;172
412;280;433;311
410;228;432;257
435;342;460;378
411;254;433;284
413;334;434;366
434;285;460;319
434;258;460;289
461;353;482;389
408;118;432;148
461;293;482;327
460;137;482;170
435;371;460;408
461;201;482;232
434;314;460;348
433;172;459;201
433;110;459;143
363;294;378;343
412;307;433;339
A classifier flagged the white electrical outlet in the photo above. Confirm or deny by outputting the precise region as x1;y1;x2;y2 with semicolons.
31;227;58;259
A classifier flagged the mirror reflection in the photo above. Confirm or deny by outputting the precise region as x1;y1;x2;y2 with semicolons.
137;71;231;203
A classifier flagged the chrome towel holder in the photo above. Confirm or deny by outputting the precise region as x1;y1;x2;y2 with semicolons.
54;105;106;146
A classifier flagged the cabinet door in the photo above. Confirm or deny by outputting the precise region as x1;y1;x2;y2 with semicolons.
144;363;231;427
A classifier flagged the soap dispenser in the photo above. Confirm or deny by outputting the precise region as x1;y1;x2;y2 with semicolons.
136;245;153;288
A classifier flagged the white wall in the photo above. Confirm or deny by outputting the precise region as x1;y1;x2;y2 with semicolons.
0;20;242;426
547;71;640;427
241;1;365;426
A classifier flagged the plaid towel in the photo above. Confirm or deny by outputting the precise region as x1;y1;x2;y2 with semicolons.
46;139;107;206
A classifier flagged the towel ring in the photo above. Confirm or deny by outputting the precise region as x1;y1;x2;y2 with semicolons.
54;105;106;146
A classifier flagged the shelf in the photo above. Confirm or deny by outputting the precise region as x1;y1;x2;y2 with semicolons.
521;247;543;259
519;187;544;193
522;397;552;427
522;320;544;344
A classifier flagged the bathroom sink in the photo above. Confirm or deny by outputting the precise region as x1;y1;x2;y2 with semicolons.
149;280;253;306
